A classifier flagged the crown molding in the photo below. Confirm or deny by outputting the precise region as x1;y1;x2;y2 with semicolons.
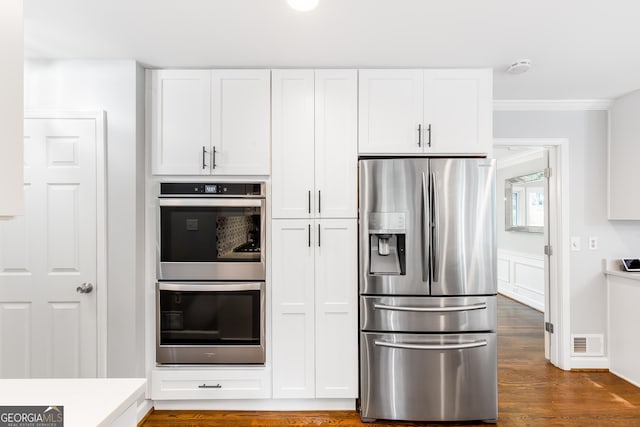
493;99;612;111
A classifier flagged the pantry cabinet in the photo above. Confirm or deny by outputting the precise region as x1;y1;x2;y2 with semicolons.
358;69;492;155
151;69;270;175
271;69;358;219
271;218;357;399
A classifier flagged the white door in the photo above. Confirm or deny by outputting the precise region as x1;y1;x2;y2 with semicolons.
315;70;358;219
151;70;212;175
271;70;315;219
211;70;270;175
358;69;423;154
271;219;315;398
424;69;492;154
315;219;358;398
0;118;97;378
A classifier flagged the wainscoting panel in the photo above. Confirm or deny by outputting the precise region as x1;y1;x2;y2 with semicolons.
497;249;544;312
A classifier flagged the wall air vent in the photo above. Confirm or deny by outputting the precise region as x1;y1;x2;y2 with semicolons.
571;334;604;357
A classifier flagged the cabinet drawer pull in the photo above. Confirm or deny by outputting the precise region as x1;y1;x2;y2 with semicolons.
198;383;222;389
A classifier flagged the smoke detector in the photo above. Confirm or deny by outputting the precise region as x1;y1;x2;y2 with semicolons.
506;59;532;74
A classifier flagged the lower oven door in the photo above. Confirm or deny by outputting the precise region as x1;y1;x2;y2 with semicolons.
156;282;265;364
360;332;497;422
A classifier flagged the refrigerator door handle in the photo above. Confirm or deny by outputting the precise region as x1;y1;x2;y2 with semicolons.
430;171;440;283
421;172;430;283
374;340;487;351
373;302;487;313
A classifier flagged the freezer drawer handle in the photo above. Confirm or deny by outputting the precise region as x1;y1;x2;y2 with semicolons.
373;302;487;312
374;340;487;351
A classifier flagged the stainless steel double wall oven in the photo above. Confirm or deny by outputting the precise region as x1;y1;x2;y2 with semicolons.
156;182;266;364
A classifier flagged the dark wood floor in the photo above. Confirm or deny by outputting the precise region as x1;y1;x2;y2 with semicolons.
141;296;640;426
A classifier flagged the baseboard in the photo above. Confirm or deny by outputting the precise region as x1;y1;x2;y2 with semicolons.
137;399;154;426
153;398;356;411
570;356;609;370
610;369;640;389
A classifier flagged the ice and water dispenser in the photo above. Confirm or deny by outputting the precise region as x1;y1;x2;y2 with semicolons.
368;212;406;275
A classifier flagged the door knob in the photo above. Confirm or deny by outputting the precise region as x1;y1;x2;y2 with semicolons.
76;282;94;294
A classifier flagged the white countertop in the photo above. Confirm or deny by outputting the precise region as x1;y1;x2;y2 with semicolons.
0;378;146;427
605;269;640;282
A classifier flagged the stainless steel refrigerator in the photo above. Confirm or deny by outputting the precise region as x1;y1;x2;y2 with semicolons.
359;157;497;423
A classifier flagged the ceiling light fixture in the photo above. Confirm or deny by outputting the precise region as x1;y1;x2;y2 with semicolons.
287;0;320;12
506;59;532;75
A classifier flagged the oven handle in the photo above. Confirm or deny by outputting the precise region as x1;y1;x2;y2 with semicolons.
159;198;263;207
158;282;263;292
374;340;487;351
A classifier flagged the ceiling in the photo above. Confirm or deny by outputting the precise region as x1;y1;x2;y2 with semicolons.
24;0;640;100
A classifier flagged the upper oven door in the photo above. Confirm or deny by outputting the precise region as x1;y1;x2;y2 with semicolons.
158;198;266;281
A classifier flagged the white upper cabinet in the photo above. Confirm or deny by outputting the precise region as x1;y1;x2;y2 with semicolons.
608;89;640;220
272;69;358;219
211;70;270;175
358;69;424;154
271;70;316;218
151;69;270;175
359;69;493;156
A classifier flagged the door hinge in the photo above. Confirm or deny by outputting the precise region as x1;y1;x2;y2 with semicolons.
544;245;553;256
545;322;554;334
544;167;552;178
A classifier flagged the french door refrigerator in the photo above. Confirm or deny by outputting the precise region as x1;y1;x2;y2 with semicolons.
359;157;497;423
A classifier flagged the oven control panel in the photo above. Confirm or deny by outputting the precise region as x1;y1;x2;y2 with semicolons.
160;182;263;196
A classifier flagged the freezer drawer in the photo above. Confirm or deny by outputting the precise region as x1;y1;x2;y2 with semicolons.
360;332;497;422
361;295;496;333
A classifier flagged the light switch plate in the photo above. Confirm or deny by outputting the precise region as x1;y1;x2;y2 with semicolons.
588;236;598;250
571;236;581;251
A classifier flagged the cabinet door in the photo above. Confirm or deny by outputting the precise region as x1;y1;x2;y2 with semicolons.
271;219;315;398
358;69;423;154
151;70;211;175
315;219;358;398
315;70;358;219
211;70;270;175
272;70;315;218
423;69;492;155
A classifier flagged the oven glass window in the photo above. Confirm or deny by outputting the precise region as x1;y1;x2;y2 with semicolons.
160;206;261;262
159;289;261;346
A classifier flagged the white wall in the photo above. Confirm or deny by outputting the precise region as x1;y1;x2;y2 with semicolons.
496;153;546;255
494;111;640;347
0;0;24;217
24;60;146;377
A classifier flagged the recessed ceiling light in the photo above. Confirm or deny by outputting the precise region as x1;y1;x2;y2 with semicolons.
287;0;320;12
506;59;532;75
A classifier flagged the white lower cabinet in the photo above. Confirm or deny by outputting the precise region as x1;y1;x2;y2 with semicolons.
271;218;358;399
151;368;271;400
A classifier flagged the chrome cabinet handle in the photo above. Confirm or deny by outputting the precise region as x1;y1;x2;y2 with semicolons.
427;123;432;147
308;190;311;214
202;146;208;169
212;146;217;170
198;383;222;389
308;224;311;248
318;224;321;247
417;123;422;147
318;190;321;214
76;282;93;294
374;340;487;351
373;302;487;312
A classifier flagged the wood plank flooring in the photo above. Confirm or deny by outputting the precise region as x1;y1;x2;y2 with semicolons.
141;296;640;426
